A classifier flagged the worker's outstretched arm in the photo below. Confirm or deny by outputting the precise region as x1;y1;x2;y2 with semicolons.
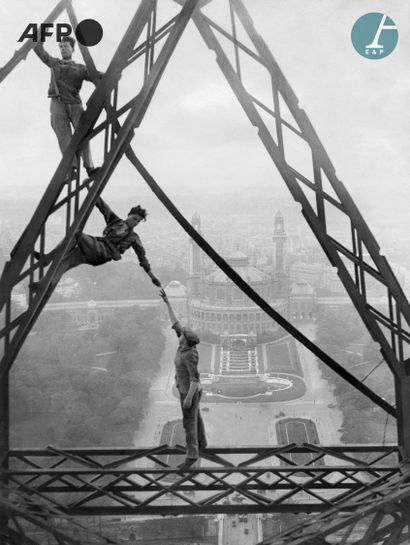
33;42;54;67
131;238;161;287
160;289;178;325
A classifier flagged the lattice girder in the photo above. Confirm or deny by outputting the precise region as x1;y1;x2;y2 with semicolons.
261;473;410;545
4;445;402;516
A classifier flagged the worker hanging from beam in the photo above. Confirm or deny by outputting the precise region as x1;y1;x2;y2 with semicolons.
31;194;162;292
160;288;207;472
33;35;102;181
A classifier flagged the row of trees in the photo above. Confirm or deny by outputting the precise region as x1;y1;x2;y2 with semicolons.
315;307;396;444
11;306;165;447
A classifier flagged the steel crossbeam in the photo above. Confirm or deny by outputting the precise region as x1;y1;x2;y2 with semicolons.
3;445;401;516
260;473;410;545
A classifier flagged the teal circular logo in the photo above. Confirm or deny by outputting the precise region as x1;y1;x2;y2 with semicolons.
351;13;398;59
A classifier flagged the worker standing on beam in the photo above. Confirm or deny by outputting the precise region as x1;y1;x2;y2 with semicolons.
160;288;207;472
33;36;101;180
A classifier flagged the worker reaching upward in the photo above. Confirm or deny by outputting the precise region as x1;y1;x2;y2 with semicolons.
160;288;207;472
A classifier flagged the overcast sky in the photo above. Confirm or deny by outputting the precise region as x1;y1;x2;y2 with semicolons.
1;0;410;242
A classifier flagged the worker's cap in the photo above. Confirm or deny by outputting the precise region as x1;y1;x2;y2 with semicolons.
183;327;200;347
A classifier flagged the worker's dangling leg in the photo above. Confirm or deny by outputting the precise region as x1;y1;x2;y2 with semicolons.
57;246;87;275
30;246;87;294
34;235;77;266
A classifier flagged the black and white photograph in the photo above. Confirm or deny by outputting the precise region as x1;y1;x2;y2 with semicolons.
1;1;410;543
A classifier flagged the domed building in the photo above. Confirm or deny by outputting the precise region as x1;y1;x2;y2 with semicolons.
188;219;288;334
152;212;313;402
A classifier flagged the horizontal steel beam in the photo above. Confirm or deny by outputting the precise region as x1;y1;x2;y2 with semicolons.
44;505;350;516
4;444;401;516
262;473;410;544
8;445;399;456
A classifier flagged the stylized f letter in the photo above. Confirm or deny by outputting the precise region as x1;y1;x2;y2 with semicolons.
366;14;397;49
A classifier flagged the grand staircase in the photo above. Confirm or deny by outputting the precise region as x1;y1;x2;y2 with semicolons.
219;346;258;375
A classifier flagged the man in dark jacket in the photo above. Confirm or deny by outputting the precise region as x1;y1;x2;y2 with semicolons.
160;289;207;471
32;197;161;291
34;36;102;178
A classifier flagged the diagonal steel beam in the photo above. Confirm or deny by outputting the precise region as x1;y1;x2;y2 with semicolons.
0;0;400;439
188;0;410;457
124;154;396;417
228;0;410;377
0;485;114;544
0;0;200;380
0;0;158;318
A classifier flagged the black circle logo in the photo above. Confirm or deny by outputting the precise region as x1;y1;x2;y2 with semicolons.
75;19;103;47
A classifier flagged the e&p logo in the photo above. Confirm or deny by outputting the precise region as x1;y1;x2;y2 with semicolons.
351;13;398;59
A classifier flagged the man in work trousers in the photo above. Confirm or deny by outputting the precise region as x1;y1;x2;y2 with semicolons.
32;196;161;291
34;36;102;179
160;289;207;472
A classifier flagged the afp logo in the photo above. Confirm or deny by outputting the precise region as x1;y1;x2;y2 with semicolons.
351;13;398;59
18;19;103;47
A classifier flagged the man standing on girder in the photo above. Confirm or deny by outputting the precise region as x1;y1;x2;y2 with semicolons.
160;289;207;472
32;196;161;291
33;36;101;180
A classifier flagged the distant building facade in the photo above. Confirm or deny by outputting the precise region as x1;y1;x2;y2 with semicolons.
187;212;289;334
41;209;383;330
189;251;288;334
